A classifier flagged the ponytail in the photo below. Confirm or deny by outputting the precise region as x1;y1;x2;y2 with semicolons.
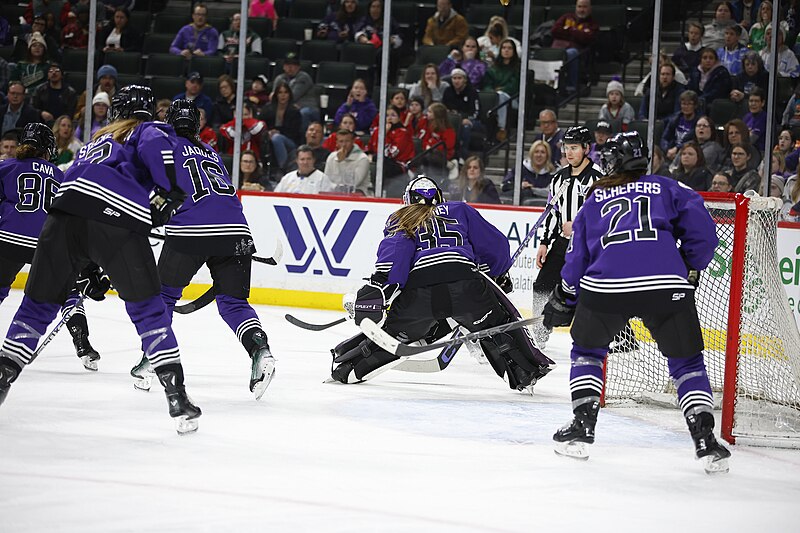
387;204;437;239
14;144;45;160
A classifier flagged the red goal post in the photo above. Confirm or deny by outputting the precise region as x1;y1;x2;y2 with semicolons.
600;191;800;448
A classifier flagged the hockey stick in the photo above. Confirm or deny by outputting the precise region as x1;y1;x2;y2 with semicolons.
285;314;348;331
359;316;543;357
148;233;284;266
29;293;87;364
392;327;463;372
510;176;572;263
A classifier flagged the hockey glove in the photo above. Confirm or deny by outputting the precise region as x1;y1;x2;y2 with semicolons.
542;284;575;329
76;263;111;301
150;185;187;227
494;272;513;294
351;281;398;326
680;249;701;288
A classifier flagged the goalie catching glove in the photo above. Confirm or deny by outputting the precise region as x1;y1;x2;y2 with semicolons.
345;279;399;326
494;271;513;294
76;263;111;301
542;283;575;329
150;185;187;227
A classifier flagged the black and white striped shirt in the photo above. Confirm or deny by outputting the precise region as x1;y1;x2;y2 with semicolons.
540;161;604;246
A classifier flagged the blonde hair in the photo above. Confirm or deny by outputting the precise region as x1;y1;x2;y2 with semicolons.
93;118;141;143
529;140;555;173
52;115;75;151
387;203;437;239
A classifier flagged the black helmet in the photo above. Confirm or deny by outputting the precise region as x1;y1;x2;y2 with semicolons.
562;125;592;147
600;132;650;175
165;99;200;138
109;84;155;122
20;122;57;162
403;175;444;206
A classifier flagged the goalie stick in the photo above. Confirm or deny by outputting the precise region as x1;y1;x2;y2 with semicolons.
510;175;572;263
285;314;348;331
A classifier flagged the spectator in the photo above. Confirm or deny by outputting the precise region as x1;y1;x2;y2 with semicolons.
75;91;110;140
551;0;599;92
782;172;800;221
61;6;89;49
366;105;414;180
286;122;331;172
477;16;522;66
318;0;362;42
763;174;785;198
673;21;705;73
776;127;800;172
11;32;50;96
442;68;482;160
760;23;800;77
370;89;409;131
672;141;713;191
421;0;468;47
533;109;564;166
322;113;366;151
404;96;426;136
717;24;748;74
409;64;449;109
32;63;77;123
710;171;735;191
763;151;790;178
705;2;747;50
170;3;219;58
245;74;270;113
635;51;688;96
219;12;263;74
173;72;214;121
730;51;769;107
12;14;61;63
483;38;520;142
731;0;762;30
742;87;767;151
0;131;18;161
1;82;40;135
354;0;403;82
439;36;487;88
249;0;278;32
729;145;761;191
260;81;303;172
599;79;635;129
155;98;171;121
652;145;671;176
638;63;686;120
693;116;726;172
749;0;772;51
239;149;272;191
450;155;500;204
687;47;733;112
661;90;701;160
275;145;335;194
73;64;117;122
723;118;761;169
333;78;377;134
220;102;268;161
323;129;371;194
588;120;612;166
501;140;556;205
212;75;236;128
418;101;457;182
51;114;83;169
98;7;142;56
272;52;320;132
198;108;218;152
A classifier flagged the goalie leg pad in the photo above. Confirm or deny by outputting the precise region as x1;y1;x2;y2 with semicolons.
330;338;398;383
332;332;369;359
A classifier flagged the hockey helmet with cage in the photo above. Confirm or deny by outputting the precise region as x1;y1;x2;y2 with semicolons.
109;84;155;122
19;122;57;162
600;132;649;175
403;175;444;206
165;99;200;138
562;125;593;147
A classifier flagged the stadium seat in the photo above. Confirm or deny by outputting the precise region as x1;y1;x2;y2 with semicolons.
414;45;450;66
129;12;153;33
145;53;187;78
289;0;329;23
64;71;87;95
150;76;186;101
153;14;188;35
262;38;299;61
190;56;226;80
116;74;146;88
102;52;142;75
466;5;505;26
275;18;312;42
242;57;272;80
509;5;549;28
403;64;424;86
61;49;89;72
709;99;739;128
142;33;176;55
316;62;357;89
301;40;339;65
247;18;273;39
340;42;376;68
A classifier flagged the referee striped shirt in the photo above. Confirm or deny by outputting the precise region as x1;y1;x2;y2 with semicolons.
540;161;604;246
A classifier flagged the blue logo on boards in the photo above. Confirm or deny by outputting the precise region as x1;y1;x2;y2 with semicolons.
275;205;367;276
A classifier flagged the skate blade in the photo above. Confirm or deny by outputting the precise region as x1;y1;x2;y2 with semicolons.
553;440;590;460
251;359;276;400
175;415;199;435
701;455;730;475
80;355;98;371
133;373;154;392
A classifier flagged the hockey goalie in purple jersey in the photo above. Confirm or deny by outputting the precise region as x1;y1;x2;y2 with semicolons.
543;131;731;474
0;86;202;435
129;100;276;400
330;176;554;388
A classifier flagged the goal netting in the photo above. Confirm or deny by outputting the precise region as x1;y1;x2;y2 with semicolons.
602;192;800;447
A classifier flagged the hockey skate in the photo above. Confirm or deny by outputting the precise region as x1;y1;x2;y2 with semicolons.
0;359;21;407
510;363;553;394
249;342;276;401
130;354;154;392
68;316;100;371
553;401;600;460
687;411;731;474
157;365;201;435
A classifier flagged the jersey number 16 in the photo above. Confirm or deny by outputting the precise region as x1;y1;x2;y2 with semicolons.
184;157;235;202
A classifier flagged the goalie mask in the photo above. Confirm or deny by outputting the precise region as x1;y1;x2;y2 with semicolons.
19;122;57;162
165;99;201;138
600;132;649;176
110;84;155;122
403;175;444;206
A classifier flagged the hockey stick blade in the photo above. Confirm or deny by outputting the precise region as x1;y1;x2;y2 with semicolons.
174;287;215;314
393;328;463;373
285;314;347;331
360;316;543;357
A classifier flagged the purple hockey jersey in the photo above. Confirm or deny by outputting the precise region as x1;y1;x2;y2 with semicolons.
164;137;255;256
374;202;512;289
561;175;718;312
0;157;64;262
52;122;179;235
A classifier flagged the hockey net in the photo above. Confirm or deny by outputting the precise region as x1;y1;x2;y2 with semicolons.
601;192;800;447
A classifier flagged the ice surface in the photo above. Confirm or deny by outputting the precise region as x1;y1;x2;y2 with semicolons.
1;291;798;532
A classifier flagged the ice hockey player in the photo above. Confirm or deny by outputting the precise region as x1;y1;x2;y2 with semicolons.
0;85;202;435
330;175;554;389
543;131;731;474
130;99;276;400
0;123;105;371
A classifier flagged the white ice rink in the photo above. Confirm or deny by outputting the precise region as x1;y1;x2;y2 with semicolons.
1;290;798;532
